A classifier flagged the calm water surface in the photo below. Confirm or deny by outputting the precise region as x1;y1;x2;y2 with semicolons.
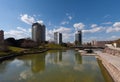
0;50;113;82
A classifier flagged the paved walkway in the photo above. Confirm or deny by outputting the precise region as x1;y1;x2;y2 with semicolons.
96;51;120;71
95;51;120;82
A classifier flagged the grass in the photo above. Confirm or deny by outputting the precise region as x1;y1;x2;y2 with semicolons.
8;46;25;53
0;51;9;57
45;43;65;49
0;44;65;57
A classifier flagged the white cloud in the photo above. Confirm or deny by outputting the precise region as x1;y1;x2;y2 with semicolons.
65;13;73;20
54;26;71;33
83;27;102;33
20;14;35;25
105;35;119;41
5;30;23;38
73;22;85;31
37;20;44;25
106;22;120;33
106;27;120;33
102;22;112;25
111;36;118;39
113;22;120;27
17;27;27;32
28;28;31;33
46;26;73;42
20;14;43;25
61;21;69;25
91;24;97;28
106;27;114;33
46;29;54;41
4;27;31;39
68;16;72;20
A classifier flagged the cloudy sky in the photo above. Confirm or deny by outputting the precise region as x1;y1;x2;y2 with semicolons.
0;0;120;42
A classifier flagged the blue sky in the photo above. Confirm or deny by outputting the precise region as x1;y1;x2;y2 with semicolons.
0;0;120;42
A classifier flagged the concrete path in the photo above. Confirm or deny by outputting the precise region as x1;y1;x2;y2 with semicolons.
96;51;120;71
95;51;120;82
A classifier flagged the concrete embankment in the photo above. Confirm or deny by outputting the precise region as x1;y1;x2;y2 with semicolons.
104;47;120;57
96;51;120;82
0;49;48;61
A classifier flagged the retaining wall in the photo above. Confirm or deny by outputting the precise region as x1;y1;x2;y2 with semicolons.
97;55;120;82
104;47;120;57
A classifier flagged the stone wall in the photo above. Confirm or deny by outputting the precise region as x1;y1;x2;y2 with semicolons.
104;47;120;57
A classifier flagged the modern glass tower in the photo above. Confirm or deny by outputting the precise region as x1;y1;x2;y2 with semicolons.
75;30;82;46
32;23;45;44
54;32;62;44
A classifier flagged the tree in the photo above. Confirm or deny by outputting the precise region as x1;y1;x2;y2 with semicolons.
5;37;16;46
21;39;37;48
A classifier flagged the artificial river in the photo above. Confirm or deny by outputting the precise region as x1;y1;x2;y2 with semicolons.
0;50;114;82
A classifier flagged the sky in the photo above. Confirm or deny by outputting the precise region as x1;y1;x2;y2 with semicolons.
0;0;120;43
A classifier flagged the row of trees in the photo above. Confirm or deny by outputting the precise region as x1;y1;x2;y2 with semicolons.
5;37;37;48
5;37;92;49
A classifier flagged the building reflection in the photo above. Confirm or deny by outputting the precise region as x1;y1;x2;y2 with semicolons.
54;51;62;63
59;51;62;62
53;51;62;63
47;50;63;64
31;53;46;73
75;52;82;64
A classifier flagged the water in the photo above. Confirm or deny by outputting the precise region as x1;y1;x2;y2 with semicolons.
0;50;113;82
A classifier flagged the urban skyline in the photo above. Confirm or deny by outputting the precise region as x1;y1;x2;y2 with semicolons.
1;0;120;42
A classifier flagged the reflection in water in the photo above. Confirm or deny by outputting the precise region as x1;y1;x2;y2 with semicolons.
54;51;62;63
0;62;7;73
0;50;114;82
46;50;63;64
31;53;45;73
59;51;62;62
75;52;82;64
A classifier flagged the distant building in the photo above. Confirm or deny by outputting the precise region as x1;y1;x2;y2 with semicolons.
91;40;113;47
32;23;45;44
75;30;82;46
0;30;4;44
54;32;62;44
0;30;6;51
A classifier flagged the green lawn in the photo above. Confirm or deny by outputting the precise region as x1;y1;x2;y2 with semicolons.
45;43;65;49
8;46;25;53
0;51;9;57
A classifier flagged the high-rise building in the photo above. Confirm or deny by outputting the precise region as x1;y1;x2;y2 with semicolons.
0;30;5;51
32;23;45;44
54;32;62;44
0;30;4;44
75;30;82;46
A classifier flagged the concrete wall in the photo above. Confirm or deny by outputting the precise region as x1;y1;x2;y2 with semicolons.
104;47;120;57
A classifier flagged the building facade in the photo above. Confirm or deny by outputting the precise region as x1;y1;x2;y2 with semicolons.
54;32;62;44
0;30;5;51
91;40;113;47
32;23;45;44
75;30;82;46
0;30;4;44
